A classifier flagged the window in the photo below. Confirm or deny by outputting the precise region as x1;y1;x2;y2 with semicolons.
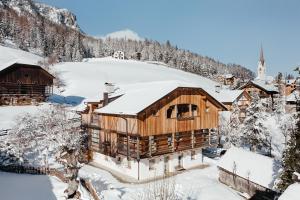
177;104;189;118
167;105;175;118
191;104;198;117
149;159;155;170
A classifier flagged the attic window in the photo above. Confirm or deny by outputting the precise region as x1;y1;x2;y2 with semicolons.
191;104;198;117
177;104;190;119
167;105;175;118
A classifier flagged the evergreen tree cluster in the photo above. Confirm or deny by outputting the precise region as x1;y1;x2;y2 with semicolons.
0;0;254;81
278;96;300;191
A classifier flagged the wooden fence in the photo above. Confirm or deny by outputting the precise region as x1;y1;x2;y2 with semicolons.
0;164;67;182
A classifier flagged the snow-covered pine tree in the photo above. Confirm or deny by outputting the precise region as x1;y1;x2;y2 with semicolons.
229;103;241;146
277;96;300;191
241;92;271;152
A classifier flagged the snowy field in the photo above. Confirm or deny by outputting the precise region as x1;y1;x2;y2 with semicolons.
0;172;67;200
79;158;244;200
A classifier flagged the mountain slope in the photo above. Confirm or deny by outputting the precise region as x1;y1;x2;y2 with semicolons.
0;0;79;29
0;0;254;81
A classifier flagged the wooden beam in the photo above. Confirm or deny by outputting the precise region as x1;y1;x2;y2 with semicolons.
137;136;140;161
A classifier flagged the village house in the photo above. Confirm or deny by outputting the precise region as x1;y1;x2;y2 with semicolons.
218;147;279;199
285;90;299;113
215;89;251;120
239;80;279;108
113;51;125;60
81;81;227;181
284;79;296;96
223;74;237;86
0;62;54;105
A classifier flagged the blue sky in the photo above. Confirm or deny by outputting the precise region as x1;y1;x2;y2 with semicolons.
37;0;300;76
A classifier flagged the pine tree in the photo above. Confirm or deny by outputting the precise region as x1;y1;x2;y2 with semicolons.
277;97;300;191
241;93;271;152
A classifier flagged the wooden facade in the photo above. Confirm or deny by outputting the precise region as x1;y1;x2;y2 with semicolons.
285;80;296;96
82;87;227;161
222;91;251;120
0;63;54;105
240;81;278;99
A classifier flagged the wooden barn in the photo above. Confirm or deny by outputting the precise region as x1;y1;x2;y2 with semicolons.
81;81;227;181
0;62;54;105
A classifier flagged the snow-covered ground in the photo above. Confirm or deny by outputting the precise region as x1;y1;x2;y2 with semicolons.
0;44;42;65
53;57;221;110
79;158;244;200
0;104;49;130
0;172;67;200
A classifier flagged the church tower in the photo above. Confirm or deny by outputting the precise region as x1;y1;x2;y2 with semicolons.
257;46;266;80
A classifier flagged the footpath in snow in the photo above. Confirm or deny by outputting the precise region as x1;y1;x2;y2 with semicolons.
79;158;244;200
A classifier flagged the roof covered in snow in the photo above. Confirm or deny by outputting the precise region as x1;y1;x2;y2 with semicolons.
241;80;278;93
214;90;245;103
95;80;227;115
286;79;296;85
279;183;300;200
0;61;43;72
218;147;276;189
224;74;235;79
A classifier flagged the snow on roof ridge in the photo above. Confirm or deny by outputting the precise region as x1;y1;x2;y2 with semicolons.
218;147;275;189
95;80;199;115
0;60;40;71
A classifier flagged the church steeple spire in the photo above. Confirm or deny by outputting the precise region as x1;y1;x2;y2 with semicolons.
260;45;265;66
257;45;266;80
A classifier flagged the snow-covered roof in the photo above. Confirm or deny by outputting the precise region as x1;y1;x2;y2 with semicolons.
242;80;278;93
53;57;222;110
286;79;296;85
214;90;244;103
0;45;41;71
0;61;41;72
218;147;276;189
95;80;226;115
224;74;234;79
279;183;300;200
286;90;299;102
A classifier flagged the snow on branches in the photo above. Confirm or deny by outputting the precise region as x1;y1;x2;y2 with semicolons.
2;105;83;167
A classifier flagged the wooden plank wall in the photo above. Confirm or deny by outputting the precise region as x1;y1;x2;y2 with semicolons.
137;89;220;136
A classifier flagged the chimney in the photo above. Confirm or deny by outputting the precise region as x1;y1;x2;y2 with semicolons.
215;85;221;93
103;92;109;106
105;82;115;93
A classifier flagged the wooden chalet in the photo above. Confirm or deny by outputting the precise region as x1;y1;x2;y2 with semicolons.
239;80;278;106
0;62;54;105
215;90;251;120
223;74;237;86
285;79;296;96
81;81;227;181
